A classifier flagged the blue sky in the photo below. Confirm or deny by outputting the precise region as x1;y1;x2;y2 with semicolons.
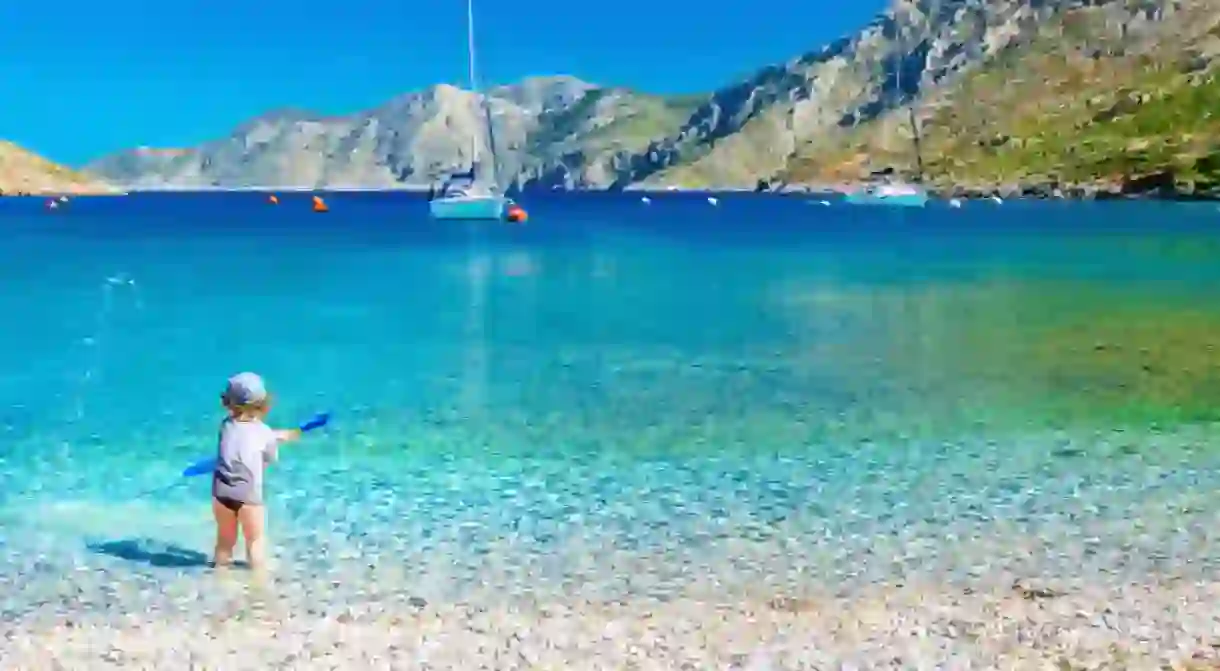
0;0;885;165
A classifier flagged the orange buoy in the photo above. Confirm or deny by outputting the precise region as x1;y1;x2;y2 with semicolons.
268;194;279;205
311;195;329;213
505;204;527;223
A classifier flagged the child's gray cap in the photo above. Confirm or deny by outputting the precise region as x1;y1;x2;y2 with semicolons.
223;372;267;405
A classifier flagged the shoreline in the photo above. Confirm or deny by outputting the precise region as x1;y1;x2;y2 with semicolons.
4;575;1218;668
0;186;126;198
931;179;1220;203
767;177;1220;202
29;181;1218;202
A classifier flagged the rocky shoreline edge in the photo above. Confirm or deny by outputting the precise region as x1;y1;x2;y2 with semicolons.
935;173;1220;202
4;178;1217;201
0;187;125;197
767;172;1220;202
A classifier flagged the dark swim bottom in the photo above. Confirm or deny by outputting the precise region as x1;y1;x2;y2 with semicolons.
214;496;245;512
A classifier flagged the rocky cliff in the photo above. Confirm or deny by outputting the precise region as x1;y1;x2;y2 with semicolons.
781;0;1220;197
87;0;1214;192
0;141;114;195
86;76;699;191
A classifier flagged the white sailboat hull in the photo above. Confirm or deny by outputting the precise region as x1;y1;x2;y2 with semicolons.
844;186;929;207
429;194;507;220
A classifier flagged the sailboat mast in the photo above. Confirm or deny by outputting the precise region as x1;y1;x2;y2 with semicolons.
892;13;923;183
465;0;499;187
895;58;926;182
893;46;905;181
466;0;479;164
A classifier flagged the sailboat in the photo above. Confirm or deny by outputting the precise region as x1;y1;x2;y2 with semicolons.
845;16;929;208
844;179;929;206
429;0;510;220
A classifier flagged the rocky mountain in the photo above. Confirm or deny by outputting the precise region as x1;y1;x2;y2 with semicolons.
86;76;699;191
782;0;1220;197
0;141;114;195
87;0;1214;192
626;0;1217;190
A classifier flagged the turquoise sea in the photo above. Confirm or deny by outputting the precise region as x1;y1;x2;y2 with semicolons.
1;192;1219;626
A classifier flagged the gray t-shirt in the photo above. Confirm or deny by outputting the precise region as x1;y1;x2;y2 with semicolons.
212;417;279;505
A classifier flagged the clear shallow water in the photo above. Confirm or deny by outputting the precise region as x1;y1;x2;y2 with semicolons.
1;192;1219;623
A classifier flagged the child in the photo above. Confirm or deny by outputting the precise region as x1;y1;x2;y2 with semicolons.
211;372;301;570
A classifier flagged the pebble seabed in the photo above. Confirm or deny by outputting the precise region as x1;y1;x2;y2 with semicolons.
4;576;1220;669
3;423;1220;669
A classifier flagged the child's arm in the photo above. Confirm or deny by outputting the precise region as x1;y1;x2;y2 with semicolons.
274;428;302;442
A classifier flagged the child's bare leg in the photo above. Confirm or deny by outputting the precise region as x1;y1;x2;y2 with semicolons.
239;504;267;571
211;497;240;566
